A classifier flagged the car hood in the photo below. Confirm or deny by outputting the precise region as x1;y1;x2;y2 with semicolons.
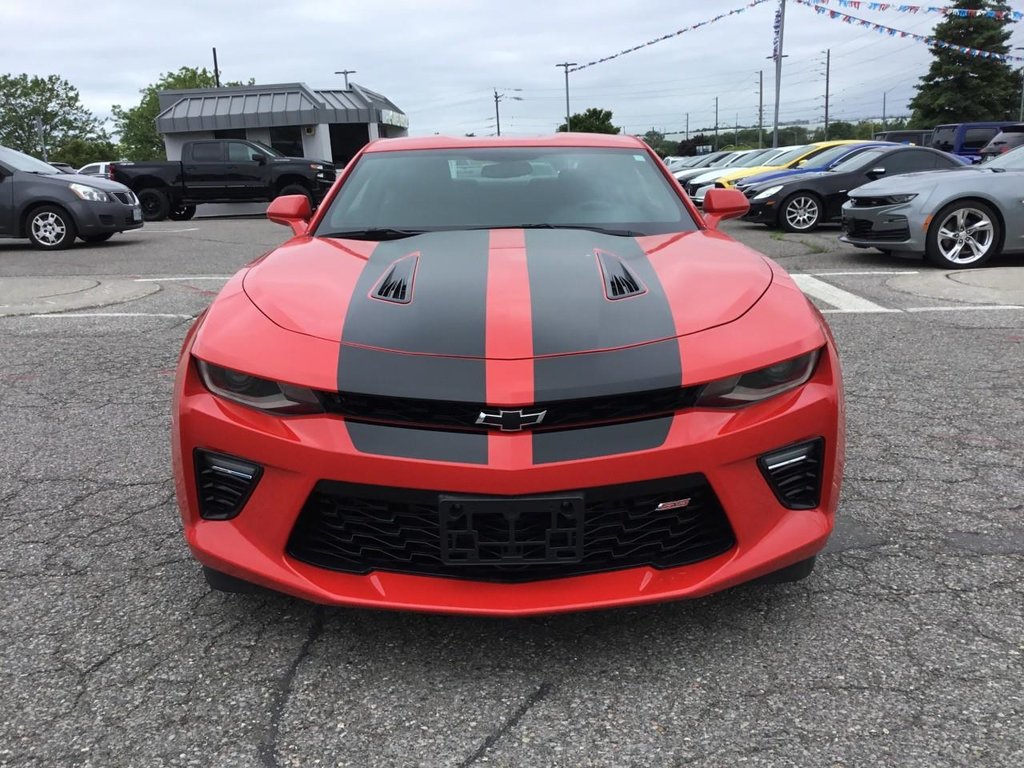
23;171;133;194
242;228;773;360
849;166;984;194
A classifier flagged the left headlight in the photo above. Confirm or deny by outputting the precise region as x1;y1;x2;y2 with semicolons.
69;182;111;203
695;350;820;407
197;360;324;414
752;185;784;201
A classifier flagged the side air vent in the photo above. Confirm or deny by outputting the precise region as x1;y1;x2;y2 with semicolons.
596;249;646;300
194;450;263;520
758;438;825;510
372;253;418;304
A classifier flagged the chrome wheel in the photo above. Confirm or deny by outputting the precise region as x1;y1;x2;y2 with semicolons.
30;211;68;247
783;195;821;231
935;207;994;265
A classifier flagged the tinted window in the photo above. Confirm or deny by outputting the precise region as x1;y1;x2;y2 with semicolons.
317;147;698;237
269;126;303;157
227;142;257;162
830;148;886;173
190;143;223;162
962;128;998;150
768;145;814;167
931;126;956;152
804;143;869;168
982;145;1024;169
877;150;938;174
0;146;61;173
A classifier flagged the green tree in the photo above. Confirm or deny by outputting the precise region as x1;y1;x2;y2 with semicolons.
641;129;673;156
50;136;120;168
0;73;106;158
557;108;620;134
112;66;251;161
909;0;1022;125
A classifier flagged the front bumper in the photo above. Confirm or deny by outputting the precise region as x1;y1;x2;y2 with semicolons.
70;197;144;236
741;198;779;224
173;337;844;616
839;204;922;252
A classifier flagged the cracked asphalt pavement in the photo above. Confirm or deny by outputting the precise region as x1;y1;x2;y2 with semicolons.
1;219;1022;767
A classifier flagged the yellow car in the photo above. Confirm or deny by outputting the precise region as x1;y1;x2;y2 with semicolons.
686;140;865;201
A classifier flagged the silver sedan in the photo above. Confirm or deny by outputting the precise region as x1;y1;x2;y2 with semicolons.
840;147;1024;268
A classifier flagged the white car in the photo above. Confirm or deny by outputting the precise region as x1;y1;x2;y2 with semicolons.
77;161;117;177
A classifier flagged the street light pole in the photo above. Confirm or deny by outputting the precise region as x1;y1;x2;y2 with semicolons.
556;63;577;131
772;0;787;148
334;69;357;89
758;70;764;148
1017;47;1024;122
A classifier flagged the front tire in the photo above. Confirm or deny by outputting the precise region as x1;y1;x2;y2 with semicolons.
168;203;196;221
138;188;170;221
26;205;77;250
779;192;823;233
925;200;1001;269
80;233;114;244
277;184;312;205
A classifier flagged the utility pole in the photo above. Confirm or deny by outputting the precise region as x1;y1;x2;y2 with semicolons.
334;69;357;89
735;113;739;146
758;70;764;148
493;88;524;137
882;91;887;131
685;112;689;141
823;48;831;140
556;62;577;131
1017;47;1024;121
212;48;221;87
714;96;719;150
772;0;787;148
34;117;47;161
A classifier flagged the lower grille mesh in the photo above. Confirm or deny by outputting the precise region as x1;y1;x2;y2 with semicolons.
286;475;736;583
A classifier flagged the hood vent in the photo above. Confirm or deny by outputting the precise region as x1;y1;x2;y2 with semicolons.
596;250;647;300
371;253;418;304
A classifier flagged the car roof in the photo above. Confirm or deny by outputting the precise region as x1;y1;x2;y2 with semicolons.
363;134;647;153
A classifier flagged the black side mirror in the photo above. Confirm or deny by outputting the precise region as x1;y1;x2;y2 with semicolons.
252;154;267;165
867;167;887;179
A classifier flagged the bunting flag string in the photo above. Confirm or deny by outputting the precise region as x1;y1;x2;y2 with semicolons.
569;0;774;72
793;0;1024;62
810;0;1023;22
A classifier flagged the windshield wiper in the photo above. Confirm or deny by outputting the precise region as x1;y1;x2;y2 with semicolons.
488;223;644;237
319;228;425;241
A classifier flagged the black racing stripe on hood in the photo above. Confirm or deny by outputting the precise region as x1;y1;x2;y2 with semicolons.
338;346;485;402
340;229;490;357
533;340;683;402
346;422;488;465
524;230;678;355
533;417;673;464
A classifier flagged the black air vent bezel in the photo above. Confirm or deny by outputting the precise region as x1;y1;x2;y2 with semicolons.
596;249;647;300
371;253;419;304
194;449;263;521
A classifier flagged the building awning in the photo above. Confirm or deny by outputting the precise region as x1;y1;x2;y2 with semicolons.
155;82;406;134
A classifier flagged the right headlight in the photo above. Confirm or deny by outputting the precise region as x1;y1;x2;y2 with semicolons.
695;350;820;407
69;182;111;203
196;360;324;414
752;185;784;200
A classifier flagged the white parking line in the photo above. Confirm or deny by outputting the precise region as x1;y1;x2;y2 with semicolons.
122;228;200;234
792;274;899;313
133;276;231;282
807;270;920;276
26;312;194;319
904;305;1024;312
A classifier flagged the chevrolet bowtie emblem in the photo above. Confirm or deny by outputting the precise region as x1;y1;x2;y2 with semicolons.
476;408;548;432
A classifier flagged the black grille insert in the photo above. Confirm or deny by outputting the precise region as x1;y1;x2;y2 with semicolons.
194;450;263;520
286;475;736;582
758;438;824;510
843;217;910;242
319;386;701;433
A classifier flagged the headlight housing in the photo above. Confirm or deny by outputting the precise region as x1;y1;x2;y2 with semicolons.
69;182;111;203
752;185;784;200
882;193;918;204
695;350;820;407
197;360;324;414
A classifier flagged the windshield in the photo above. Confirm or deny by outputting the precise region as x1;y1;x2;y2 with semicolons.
982;145;1024;170
805;143;869;168
767;145;814;167
316;147;697;237
0;146;61;174
829;148;886;173
732;149;776;167
248;141;283;158
722;152;755;167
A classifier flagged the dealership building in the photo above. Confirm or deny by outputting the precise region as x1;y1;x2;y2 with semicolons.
155;82;408;164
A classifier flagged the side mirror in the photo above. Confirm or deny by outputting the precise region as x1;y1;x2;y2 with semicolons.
796;159;807;167
252;154;267;165
867;167;887;179
701;188;749;229
267;194;311;236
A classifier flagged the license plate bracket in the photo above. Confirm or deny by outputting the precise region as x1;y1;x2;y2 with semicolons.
439;494;584;566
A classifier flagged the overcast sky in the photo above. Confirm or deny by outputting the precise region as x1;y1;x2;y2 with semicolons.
3;0;1022;138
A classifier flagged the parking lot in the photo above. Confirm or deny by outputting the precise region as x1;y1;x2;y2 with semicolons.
1;217;1022;767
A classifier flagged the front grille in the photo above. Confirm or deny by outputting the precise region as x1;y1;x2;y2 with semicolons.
286;475;736;583
319;386;701;433
843;217;910;242
111;191;134;205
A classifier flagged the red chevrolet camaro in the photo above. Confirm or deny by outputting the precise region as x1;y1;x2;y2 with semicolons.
172;134;844;616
